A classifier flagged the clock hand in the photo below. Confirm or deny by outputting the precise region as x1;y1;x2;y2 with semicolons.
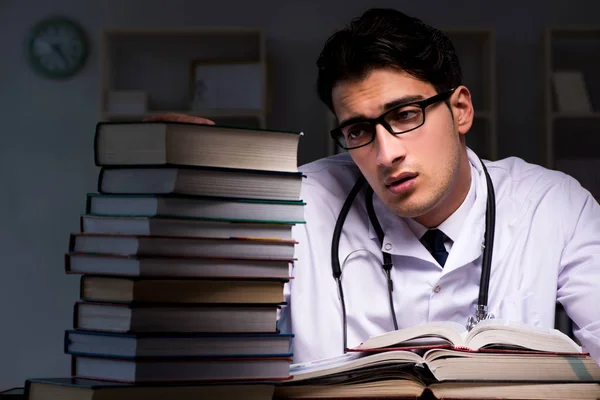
51;43;69;67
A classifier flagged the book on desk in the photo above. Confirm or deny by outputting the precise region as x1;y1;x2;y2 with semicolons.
274;319;600;399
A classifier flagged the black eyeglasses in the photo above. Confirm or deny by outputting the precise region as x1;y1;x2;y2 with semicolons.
330;88;456;150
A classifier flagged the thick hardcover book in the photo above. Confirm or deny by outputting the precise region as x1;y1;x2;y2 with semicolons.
274;320;600;399
68;233;297;260
84;193;306;224
94;120;303;173
79;214;296;241
64;329;294;359
97;165;304;201
25;377;275;400
78;275;290;304
73;301;284;334
64;253;292;279
70;354;293;383
274;381;600;400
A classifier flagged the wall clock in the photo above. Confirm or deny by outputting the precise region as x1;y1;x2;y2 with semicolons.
27;16;89;79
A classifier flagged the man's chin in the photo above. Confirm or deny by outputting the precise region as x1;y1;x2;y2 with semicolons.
384;198;433;220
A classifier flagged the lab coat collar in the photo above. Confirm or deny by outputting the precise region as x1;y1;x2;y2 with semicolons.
368;148;488;271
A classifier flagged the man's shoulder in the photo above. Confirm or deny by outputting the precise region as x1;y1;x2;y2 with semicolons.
484;155;590;205
484;155;559;182
299;152;358;176
298;152;362;197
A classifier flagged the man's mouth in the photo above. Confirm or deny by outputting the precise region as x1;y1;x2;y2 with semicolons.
385;172;417;187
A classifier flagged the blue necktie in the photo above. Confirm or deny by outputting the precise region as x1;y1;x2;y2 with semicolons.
421;229;449;267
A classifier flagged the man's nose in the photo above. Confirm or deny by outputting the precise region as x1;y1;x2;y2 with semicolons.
374;124;406;167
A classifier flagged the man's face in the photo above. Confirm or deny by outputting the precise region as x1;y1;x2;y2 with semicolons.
331;68;472;225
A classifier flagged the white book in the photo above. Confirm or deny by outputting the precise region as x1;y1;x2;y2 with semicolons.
552;71;593;113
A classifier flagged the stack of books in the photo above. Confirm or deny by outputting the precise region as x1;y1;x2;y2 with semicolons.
274;320;600;399
25;120;305;400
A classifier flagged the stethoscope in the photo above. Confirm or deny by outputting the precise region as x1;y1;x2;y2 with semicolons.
331;156;496;351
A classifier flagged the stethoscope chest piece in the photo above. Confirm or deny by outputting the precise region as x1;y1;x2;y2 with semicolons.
466;304;495;331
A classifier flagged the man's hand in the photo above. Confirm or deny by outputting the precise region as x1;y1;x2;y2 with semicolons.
144;112;216;125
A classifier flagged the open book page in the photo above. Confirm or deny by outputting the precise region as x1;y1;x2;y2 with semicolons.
353;321;467;350
288;350;425;382
275;367;429;399
422;348;600;382
283;338;598;388
352;319;582;354
464;319;582;353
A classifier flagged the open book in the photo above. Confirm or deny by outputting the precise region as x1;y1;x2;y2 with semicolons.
353;319;583;353
274;380;600;400
274;320;600;399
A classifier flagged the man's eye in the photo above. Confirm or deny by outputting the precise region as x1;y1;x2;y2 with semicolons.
347;128;365;139
345;123;371;140
391;107;421;121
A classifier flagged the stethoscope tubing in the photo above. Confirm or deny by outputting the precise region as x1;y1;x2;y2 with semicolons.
331;158;495;352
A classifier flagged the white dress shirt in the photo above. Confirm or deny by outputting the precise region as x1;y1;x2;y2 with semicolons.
279;148;600;366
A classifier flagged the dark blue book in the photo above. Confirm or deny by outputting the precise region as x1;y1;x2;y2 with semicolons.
25;377;275;400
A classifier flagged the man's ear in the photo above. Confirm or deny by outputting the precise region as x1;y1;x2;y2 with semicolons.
450;86;474;136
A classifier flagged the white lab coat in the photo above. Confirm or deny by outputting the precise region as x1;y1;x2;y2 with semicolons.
279;148;600;365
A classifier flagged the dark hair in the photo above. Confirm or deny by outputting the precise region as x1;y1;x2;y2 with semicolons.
316;8;462;112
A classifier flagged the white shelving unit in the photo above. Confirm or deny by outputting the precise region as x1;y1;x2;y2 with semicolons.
100;28;268;128
325;29;497;161
543;26;600;198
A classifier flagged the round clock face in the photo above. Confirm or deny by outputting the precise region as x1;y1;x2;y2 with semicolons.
27;17;88;79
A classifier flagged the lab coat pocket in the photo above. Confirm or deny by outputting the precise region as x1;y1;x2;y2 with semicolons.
497;291;541;326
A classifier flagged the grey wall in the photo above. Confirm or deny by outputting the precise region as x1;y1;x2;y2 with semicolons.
0;0;598;390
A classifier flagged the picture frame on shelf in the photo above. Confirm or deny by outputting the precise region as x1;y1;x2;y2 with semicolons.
189;60;263;112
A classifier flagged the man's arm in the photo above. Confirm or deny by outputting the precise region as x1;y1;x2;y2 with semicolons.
557;176;600;365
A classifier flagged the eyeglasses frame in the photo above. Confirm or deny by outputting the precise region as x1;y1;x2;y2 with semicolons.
330;87;457;150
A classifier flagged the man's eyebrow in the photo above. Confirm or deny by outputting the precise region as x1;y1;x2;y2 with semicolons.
382;94;425;111
337;94;426;127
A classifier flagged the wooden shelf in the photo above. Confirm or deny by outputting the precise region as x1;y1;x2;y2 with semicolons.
102;109;264;121
546;25;600;38
99;27;268;128
543;26;600;199
543;26;600;169
552;112;600;120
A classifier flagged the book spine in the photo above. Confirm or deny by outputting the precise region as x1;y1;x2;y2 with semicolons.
64;253;72;274
72;302;80;330
78;276;84;301
70;355;76;377
23;379;33;400
93;122;102;167
97;168;105;193
85;193;93;213
63;330;70;354
68;234;76;252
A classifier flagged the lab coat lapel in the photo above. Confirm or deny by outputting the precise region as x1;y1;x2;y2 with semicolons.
441;162;486;274
481;159;527;276
443;149;519;275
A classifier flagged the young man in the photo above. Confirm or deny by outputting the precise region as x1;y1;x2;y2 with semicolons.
278;8;600;365
150;8;600;365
